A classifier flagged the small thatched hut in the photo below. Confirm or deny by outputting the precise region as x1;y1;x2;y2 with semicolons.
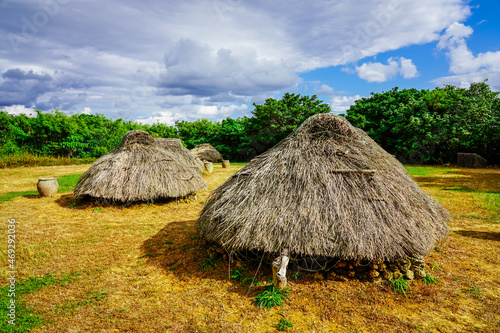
74;130;207;204
191;143;223;163
457;153;487;168
196;114;449;282
155;138;205;173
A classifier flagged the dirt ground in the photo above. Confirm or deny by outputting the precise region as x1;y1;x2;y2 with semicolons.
0;164;499;332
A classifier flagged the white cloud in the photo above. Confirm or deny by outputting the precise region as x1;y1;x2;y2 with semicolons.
136;111;180;126
329;95;362;113
399;58;419;79
315;84;335;96
0;0;472;120
2;104;36;116
188;104;247;118
355;57;418;83
158;39;298;97
433;22;500;89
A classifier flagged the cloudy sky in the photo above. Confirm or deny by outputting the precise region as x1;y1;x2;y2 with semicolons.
1;0;499;124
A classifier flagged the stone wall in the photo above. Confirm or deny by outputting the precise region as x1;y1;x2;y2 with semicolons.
305;256;427;282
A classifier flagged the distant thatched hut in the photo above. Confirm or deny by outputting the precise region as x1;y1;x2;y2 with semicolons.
155;138;205;173
196;114;449;283
74;130;207;204
191;143;223;163
457;153;487;168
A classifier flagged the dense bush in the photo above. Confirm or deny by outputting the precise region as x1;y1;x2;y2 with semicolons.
2;84;498;166
346;82;500;164
0;110;177;159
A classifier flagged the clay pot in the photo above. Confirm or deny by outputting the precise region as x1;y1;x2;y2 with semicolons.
37;178;59;197
222;160;230;168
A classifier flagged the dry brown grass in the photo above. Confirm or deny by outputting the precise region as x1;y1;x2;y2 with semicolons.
0;163;499;332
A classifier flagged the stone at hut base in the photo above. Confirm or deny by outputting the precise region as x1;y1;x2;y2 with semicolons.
403;270;415;280
393;270;403;279
382;271;393;280
368;270;380;279
396;258;411;272
414;267;427;279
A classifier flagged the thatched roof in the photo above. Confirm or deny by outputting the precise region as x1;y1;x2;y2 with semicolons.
74;130;207;203
196;114;450;261
155;138;205;173
191;143;223;163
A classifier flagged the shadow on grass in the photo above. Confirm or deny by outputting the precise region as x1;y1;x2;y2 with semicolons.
140;220;272;296
413;168;500;193
455;230;500;242
54;193;201;210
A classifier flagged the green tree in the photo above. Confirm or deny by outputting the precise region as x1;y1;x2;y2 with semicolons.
247;93;331;155
346;82;500;164
175;119;220;148
210;117;252;161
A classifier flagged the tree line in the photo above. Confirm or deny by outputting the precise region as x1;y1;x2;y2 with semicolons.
0;93;330;162
1;82;499;164
345;81;500;164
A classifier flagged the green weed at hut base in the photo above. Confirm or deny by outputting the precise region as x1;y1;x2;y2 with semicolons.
276;317;293;331
254;285;290;310
423;274;441;285
391;276;411;297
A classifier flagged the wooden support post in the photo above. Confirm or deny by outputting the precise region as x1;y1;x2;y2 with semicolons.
272;249;289;289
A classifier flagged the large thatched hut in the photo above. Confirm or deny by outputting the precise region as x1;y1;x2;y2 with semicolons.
74;130;207;204
155;138;205;173
196;114;449;283
191;143;223;163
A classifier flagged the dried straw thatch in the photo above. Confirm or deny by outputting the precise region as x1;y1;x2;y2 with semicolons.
196;114;450;261
74;130;207;203
155;138;205;173
191;143;223;163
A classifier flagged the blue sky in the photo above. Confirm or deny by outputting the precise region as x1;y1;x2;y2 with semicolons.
0;0;499;125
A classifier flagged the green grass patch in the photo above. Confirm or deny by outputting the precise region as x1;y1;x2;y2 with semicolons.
0;272;81;332
0;191;39;203
404;166;457;177
57;174;83;193
0;274;74;333
474;191;500;223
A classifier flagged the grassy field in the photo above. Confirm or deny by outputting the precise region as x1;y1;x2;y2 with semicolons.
0;164;499;332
